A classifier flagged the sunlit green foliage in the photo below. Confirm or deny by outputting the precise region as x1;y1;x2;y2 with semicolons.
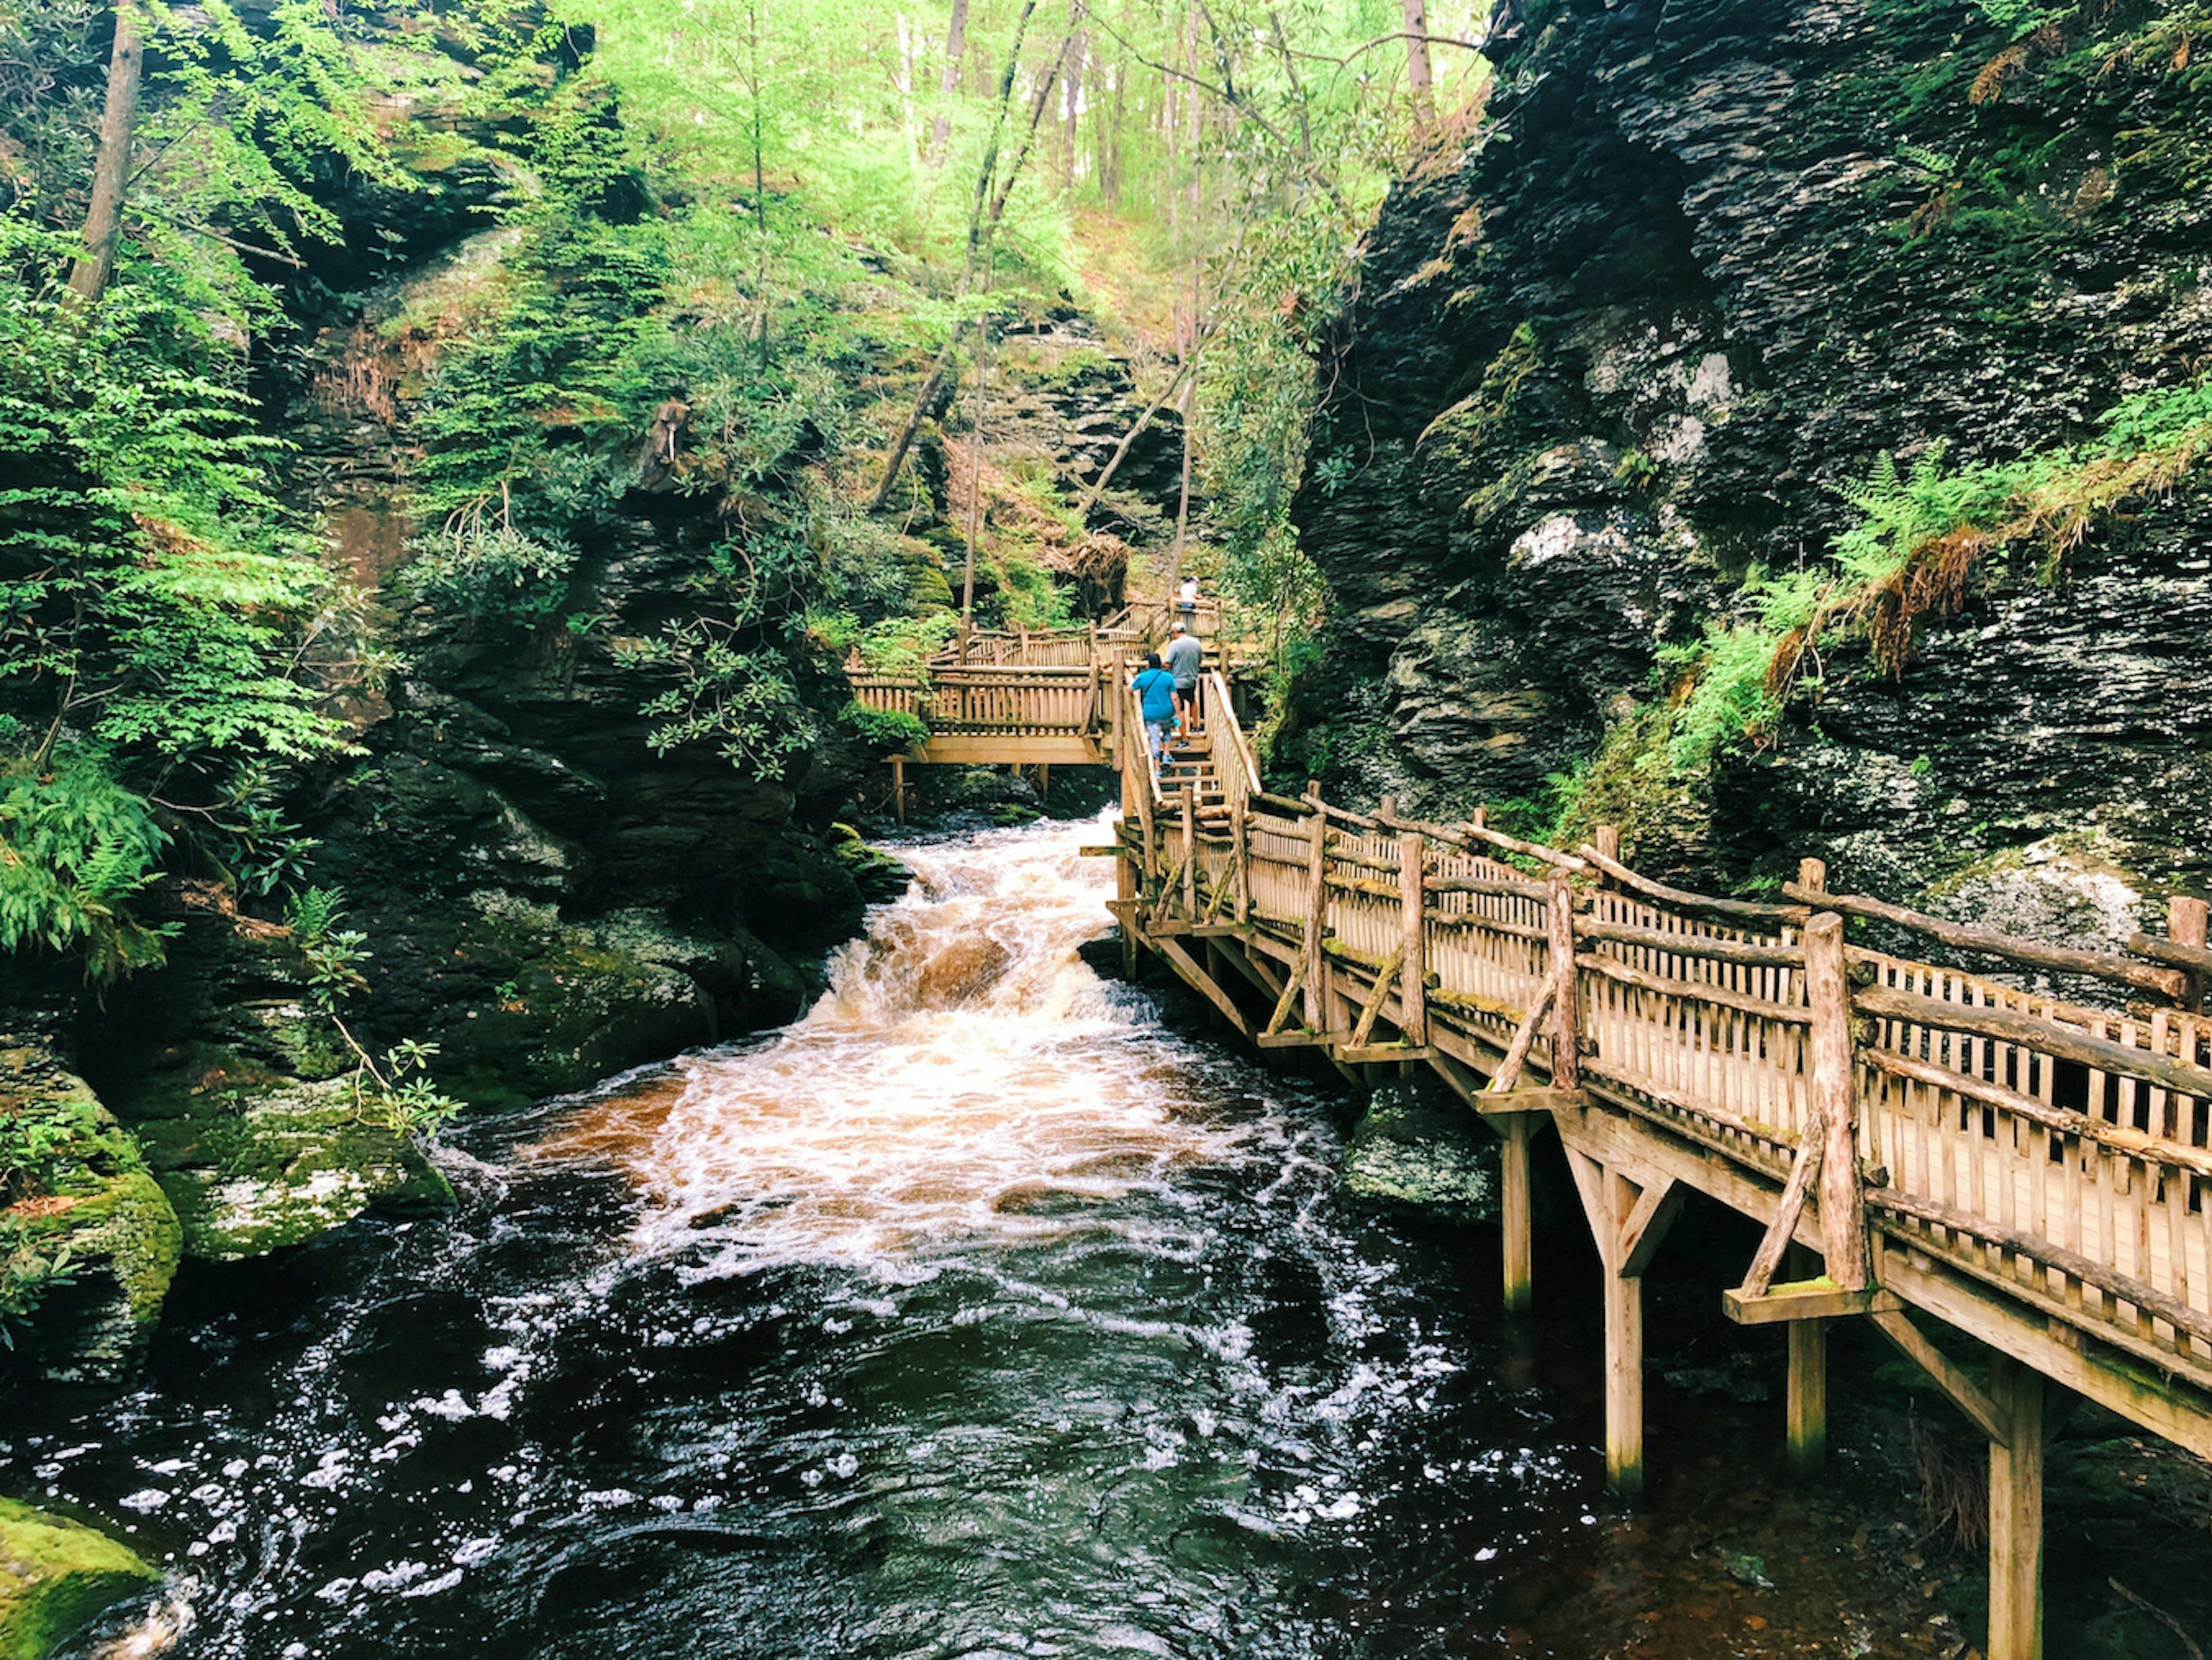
0;218;351;973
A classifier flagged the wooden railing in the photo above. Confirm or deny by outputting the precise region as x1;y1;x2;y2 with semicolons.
847;663;1105;738
1126;759;2212;1397
937;625;1141;668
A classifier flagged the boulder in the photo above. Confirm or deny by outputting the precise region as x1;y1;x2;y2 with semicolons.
1340;1083;1498;1227
0;1499;158;1660
0;1044;182;1382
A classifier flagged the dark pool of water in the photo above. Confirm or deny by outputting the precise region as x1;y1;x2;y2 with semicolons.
6;822;2206;1660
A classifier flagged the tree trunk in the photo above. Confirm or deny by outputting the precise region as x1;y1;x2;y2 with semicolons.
930;0;970;159
1402;0;1434;137
959;337;988;655
870;7;1062;515
1100;56;1124;203
67;0;144;304
1060;27;1085;188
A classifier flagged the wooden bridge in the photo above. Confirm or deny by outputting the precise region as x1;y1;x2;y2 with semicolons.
849;628;2212;1660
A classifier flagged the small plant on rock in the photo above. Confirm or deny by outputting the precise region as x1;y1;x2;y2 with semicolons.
285;886;463;1140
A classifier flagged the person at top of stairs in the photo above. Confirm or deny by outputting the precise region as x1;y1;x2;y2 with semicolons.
1164;622;1205;731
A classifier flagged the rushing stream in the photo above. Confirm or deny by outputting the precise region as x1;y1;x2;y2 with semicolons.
7;817;1996;1659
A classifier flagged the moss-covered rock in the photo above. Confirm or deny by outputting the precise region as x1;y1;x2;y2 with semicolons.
827;824;913;906
1340;1082;1498;1226
122;1062;450;1259
0;1498;159;1660
0;1044;183;1382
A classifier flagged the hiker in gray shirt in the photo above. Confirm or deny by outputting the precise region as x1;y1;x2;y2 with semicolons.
1163;621;1204;731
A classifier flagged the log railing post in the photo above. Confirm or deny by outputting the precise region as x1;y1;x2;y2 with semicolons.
1400;830;1427;1047
1546;868;1580;1090
1232;800;1251;924
1304;781;1328;1031
1592;824;1620;886
2173;893;2209;1011
1181;784;1197;917
1806;910;1869;1290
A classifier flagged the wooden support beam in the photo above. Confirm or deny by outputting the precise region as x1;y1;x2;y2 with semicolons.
1562;1148;1653;1500
1338;1043;1435;1065
1116;844;1139;977
1740;1130;1823;1300
1867;1308;2009;1444
1806;913;1869;1291
1487;984;1556;1096
1725;1279;1898;1324
1399;831;1428;1046
1155;937;1255;1040
1476;1087;1586;1116
1874;1243;2212;1460
1262;955;1310;1039
1346;947;1403;1049
1987;1356;2046;1660
1603;1165;1645;1501
1616;1178;1684;1280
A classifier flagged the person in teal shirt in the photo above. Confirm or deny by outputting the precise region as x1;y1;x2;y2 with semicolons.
1132;652;1178;763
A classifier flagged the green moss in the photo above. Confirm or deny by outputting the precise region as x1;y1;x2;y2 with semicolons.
127;1071;449;1259
0;1497;159;1660
1340;1089;1498;1226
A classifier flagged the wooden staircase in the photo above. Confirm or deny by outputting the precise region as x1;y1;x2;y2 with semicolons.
1154;720;1234;832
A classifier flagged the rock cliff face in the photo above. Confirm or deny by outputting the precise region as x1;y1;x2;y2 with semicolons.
1287;0;2212;920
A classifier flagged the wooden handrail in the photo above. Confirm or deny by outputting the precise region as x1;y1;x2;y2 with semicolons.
2130;932;2212;976
1581;844;1809;927
1854;983;2212;1100
1783;881;2188;1001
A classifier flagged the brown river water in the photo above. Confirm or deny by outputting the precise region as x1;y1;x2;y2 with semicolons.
4;814;2199;1659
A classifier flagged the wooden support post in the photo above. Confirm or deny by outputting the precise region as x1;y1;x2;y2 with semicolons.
1180;785;1197;916
1399;831;1427;1046
1304;781;1328;1032
1546;869;1580;1091
1603;1165;1645;1500
1564;1148;1658;1502
1806;911;1868;1289
1784;1245;1825;1479
1787;1319;1827;1479
1797;856;1826;895
2173;893;2209;1011
891;756;906;824
1501;1114;1533;1314
1203;939;1226;1030
1987;1355;2047;1660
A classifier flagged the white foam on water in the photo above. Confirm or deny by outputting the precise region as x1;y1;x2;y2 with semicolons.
531;813;1257;1278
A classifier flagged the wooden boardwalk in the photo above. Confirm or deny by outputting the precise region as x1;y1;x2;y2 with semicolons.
849;632;2212;1660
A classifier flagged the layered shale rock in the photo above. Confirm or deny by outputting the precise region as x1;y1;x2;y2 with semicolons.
1287;0;2212;922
